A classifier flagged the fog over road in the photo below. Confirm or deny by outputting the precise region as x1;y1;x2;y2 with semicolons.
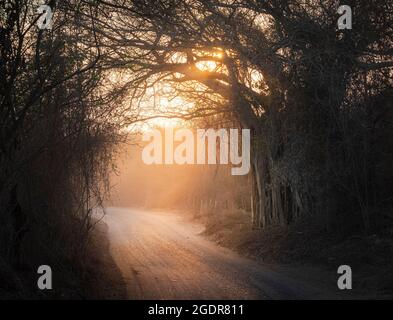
102;208;334;299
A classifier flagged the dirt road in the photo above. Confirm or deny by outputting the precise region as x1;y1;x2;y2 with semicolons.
101;207;336;299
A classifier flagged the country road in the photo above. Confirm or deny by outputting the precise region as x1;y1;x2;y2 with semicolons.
101;207;338;299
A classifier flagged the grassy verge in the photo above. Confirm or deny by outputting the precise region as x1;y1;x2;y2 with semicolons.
201;209;393;299
83;220;127;299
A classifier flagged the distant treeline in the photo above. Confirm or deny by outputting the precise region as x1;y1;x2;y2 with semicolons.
105;1;393;234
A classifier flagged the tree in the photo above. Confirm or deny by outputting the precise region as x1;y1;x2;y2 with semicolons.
0;0;125;297
91;0;393;231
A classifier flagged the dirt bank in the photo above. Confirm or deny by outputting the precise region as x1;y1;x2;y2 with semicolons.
84;219;127;299
200;210;393;299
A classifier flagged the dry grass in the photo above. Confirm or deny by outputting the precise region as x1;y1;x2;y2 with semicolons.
203;210;393;298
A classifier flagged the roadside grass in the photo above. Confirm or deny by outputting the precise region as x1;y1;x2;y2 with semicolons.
200;209;393;299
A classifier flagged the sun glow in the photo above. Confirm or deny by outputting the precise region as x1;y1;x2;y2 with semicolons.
195;51;224;72
195;60;218;72
124;49;227;132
